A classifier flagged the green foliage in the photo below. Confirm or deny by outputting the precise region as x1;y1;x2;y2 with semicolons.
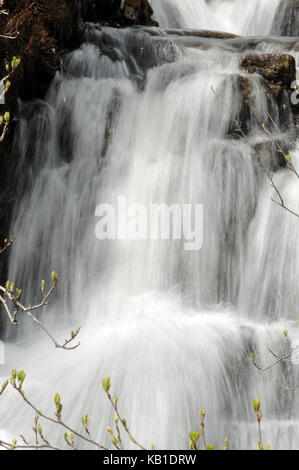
206;444;215;450
189;431;200;450
0;372;275;450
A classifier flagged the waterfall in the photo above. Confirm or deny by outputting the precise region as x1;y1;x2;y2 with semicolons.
0;1;298;450
151;0;283;35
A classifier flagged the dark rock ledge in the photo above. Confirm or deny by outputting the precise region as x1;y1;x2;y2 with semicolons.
239;52;298;137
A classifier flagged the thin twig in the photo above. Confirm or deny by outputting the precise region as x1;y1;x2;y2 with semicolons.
0;278;81;350
106;391;147;450
210;85;299;218
12;385;109;450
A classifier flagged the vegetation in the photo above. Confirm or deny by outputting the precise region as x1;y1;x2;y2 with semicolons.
0;368;270;450
0;55;20;142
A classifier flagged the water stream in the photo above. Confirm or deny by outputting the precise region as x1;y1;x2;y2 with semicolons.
0;0;298;450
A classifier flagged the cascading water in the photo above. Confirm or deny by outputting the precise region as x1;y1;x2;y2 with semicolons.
0;0;299;450
151;0;283;35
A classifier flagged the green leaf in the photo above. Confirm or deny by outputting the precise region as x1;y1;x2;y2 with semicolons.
189;431;200;442
54;392;61;405
51;271;58;285
253;398;260;412
102;377;110;393
17;370;25;385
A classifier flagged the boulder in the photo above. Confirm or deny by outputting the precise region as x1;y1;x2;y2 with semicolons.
240;53;296;89
81;0;158;26
240;53;298;126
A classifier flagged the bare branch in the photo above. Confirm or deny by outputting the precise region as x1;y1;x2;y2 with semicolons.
251;347;299;371
210;85;299;218
0;235;16;255
0;238;80;349
105;390;147;450
0;280;81;350
275;379;299;391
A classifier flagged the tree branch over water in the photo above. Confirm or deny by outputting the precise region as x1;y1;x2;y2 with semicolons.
250;329;299;391
0;235;80;350
0;374;146;451
210;85;299;218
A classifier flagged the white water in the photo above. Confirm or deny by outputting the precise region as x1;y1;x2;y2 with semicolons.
1;0;299;450
151;0;282;35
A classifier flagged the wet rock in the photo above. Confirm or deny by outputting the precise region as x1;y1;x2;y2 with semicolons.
81;0;121;23
138;0;158;26
240;53;296;89
225;74;296;158
81;0;158;26
123;0;140;22
240;53;298;126
164;29;239;39
252;140;289;171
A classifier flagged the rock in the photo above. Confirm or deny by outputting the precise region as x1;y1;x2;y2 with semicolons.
0;0;158;105
164;29;239;39
224;73;296;164
240;53;298;126
240;53;296;89
81;0;121;23
123;0;140;22
138;0;158;26
81;0;158;26
1;0;82;102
